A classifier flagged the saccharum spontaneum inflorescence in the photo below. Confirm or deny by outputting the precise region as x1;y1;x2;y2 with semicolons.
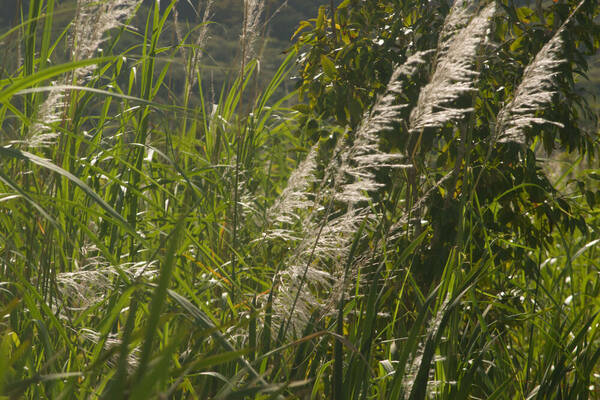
241;0;265;67
409;1;496;133
494;0;587;145
269;50;432;338
29;0;140;148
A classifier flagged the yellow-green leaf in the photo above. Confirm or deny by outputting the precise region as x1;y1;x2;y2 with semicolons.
321;55;337;80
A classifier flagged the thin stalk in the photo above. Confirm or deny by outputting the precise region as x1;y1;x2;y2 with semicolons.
329;0;337;45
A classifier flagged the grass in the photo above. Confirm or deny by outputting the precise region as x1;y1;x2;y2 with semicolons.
1;0;600;399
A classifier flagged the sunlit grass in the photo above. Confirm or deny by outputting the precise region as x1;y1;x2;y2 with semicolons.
0;1;599;399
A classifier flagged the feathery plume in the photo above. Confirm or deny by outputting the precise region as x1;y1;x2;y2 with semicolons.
336;51;432;203
409;2;495;133
262;145;318;241
437;0;480;56
266;145;318;225
271;51;430;338
72;0;139;79
494;36;565;143
80;328;140;371
56;260;157;310
27;84;64;147
241;0;265;66
28;0;140;148
494;0;586;144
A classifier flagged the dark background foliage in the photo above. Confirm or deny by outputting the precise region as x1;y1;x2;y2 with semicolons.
293;0;600;285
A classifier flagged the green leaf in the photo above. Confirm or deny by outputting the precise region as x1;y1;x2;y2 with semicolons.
0;58;109;103
0;147;137;238
338;0;351;9
321;55;337;80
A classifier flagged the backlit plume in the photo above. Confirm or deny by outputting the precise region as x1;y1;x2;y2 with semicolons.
409;2;496;132
270;51;430;337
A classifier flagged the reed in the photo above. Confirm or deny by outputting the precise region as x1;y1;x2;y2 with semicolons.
0;1;599;399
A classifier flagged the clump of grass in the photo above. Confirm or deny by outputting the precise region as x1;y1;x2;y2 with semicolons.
1;0;599;399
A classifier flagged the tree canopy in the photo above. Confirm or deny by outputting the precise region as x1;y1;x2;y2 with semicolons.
293;0;600;283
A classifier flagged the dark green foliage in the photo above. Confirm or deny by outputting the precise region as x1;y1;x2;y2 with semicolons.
296;0;600;284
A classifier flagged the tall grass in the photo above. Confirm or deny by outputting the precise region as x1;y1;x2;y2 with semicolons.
0;0;599;399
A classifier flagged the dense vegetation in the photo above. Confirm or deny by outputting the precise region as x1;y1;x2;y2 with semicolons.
1;0;600;399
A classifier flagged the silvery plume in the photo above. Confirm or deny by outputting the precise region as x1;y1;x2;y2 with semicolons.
271;51;430;338
494;0;586;144
262;144;318;242
409;2;496;133
29;0;140;149
72;0;139;79
56;255;157;311
241;0;265;66
80;328;140;371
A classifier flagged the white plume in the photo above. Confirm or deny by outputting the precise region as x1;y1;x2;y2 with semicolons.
409;2;496;133
271;51;430;337
495;32;572;142
28;0;140;148
241;0;265;65
72;0;140;79
495;0;586;144
56;260;157;310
